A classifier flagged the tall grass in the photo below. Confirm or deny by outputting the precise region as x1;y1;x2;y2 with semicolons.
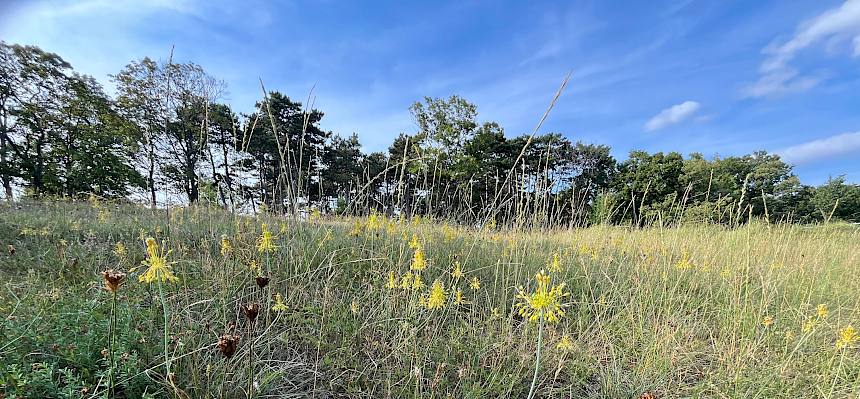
1;199;859;397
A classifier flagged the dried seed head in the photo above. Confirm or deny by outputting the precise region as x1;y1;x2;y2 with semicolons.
101;269;126;292
7;244;14;255
243;303;260;323
255;276;270;289
217;334;240;358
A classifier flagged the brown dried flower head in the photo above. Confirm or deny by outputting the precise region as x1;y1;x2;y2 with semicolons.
101;269;126;292
243;302;260;323
217;334;240;358
8;244;14;255
255;275;270;289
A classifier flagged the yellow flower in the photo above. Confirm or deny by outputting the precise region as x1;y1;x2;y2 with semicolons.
367;213;381;230
138;238;178;283
351;300;359;314
451;261;464;279
515;270;568;324
453;288;465;305
836;325;858;349
427;280;446;310
400;272;414;290
816;303;828;319
410;248;426;271
386;271;397;289
802;317;817;333
272;293;288;312
257;223;277;253
548;253;562;273
762;315;774;327
408;234;420;250
412;274;425;290
556;334;574;352
469;277;480;291
113;242;127;257
219;235;232;256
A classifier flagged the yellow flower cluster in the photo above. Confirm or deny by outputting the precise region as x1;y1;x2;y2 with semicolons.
257;223;277;253
427;280;446;310
515;270;568;324
138;237;178;283
836;325;858;349
548;253;562;273
219;235;232;256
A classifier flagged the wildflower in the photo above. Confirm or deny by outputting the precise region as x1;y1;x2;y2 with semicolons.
367;213;381;230
410;248;427;271
386;271;397;289
451;261;464;279
427;280;446;310
816;303;828;319
242;303;260;323
257;223;277;253
249;260;261;275
556;335;574;352
802;317;817;333
351;300;359;314
412;274;425;290
836;326;858;349
548;253;562;273
400;272;414;290
101;269;126;293
469;277;480;291
453;288;464;305
675;254;693;270
255;276;270;289
219;235;231;256
515;270;569;324
7;244;14;256
310;208;321;221
762;315;774;328
217;334;240;358
113;242;126;258
138;238;178;283
272;293;288;312
408;234;420;250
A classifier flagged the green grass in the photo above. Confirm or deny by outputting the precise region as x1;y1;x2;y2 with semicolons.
1;200;859;398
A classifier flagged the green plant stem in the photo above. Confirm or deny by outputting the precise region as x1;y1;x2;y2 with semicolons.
157;279;171;378
248;322;254;399
526;316;544;399
108;290;117;399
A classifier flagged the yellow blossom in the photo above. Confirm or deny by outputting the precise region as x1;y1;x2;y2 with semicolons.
802;317;817;333
469;277;480;291
515;270;568;324
400;272;414;290
257;223;277;253
451;261;464;279
816;303;828;319
412;274;425;290
408;234;421;250
410;248;427;271
386;271;397;289
548;253;562;273
762;315;774;327
556;334;574;352
138;237;178;283
836;325;858;349
351;300;359;314
427;280;446;310
453;288;464;305
219;235;232;256
367;213;381;230
113;242;127;257
272;293;288;312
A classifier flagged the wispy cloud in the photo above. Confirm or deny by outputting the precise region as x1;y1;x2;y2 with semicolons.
777;131;860;165
644;101;700;131
744;0;860;97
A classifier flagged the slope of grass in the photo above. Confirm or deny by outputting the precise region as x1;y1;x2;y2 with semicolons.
1;200;859;398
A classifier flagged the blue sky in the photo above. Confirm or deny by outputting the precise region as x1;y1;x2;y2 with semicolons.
1;0;859;184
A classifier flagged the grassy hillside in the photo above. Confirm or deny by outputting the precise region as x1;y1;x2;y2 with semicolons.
1;200;859;398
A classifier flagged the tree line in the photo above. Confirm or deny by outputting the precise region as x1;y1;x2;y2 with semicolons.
1;42;858;226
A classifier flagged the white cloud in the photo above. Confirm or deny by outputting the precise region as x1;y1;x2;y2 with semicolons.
777;131;860;164
744;0;860;97
644;101;700;131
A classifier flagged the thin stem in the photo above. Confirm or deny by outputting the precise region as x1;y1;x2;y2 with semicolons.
526;316;544;399
108;290;117;399
157;279;171;378
248;322;254;398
